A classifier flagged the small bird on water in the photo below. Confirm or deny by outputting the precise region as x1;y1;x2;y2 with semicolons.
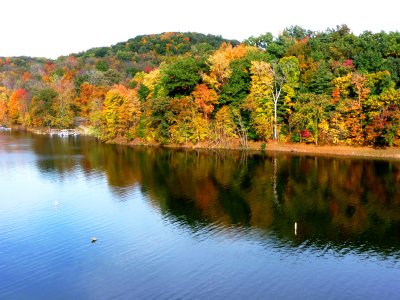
91;237;97;243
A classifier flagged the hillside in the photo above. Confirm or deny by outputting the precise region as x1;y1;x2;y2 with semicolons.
0;32;239;89
0;26;399;148
76;32;239;57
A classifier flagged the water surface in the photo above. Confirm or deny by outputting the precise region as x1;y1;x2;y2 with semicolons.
1;131;400;299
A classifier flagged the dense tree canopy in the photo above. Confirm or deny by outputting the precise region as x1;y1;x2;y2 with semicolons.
1;28;400;147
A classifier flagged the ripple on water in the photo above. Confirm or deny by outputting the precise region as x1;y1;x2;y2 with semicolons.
2;133;400;299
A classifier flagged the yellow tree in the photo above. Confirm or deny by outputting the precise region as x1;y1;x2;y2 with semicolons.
202;43;252;91
50;76;75;128
119;89;142;140
245;57;300;140
0;87;9;124
168;96;208;144
245;61;274;140
271;57;300;140
133;68;164;101
332;72;369;145
103;85;141;141
214;105;237;144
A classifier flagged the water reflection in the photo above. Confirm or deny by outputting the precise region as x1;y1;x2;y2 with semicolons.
18;132;399;256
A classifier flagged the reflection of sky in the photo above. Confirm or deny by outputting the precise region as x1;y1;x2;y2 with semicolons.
1;134;400;299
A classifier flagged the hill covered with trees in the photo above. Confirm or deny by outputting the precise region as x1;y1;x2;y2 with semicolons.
0;26;399;147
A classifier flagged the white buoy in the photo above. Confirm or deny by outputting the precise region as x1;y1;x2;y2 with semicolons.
294;222;297;235
54;200;59;206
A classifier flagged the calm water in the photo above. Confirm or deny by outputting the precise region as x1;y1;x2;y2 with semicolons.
1;131;400;299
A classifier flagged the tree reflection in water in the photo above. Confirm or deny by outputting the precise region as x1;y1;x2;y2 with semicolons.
31;134;400;255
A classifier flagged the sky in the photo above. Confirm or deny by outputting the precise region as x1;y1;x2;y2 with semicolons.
1;0;399;59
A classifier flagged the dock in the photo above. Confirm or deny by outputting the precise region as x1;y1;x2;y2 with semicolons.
50;129;78;137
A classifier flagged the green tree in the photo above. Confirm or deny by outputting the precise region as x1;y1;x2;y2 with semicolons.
29;89;58;127
219;57;252;106
96;61;109;72
160;57;204;97
306;62;334;94
290;93;331;144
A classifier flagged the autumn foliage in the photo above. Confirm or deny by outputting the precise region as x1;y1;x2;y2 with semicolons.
0;28;399;147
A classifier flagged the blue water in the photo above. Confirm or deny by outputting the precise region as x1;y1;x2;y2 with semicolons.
1;131;400;299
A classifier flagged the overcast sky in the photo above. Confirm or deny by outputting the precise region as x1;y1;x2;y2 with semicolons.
1;0;399;59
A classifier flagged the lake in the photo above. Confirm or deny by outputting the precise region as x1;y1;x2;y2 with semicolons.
1;131;400;299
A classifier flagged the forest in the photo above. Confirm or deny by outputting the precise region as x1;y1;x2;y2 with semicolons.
1;26;399;148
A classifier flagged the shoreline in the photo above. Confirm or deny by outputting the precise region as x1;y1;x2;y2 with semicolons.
121;139;400;161
261;142;400;160
6;127;400;160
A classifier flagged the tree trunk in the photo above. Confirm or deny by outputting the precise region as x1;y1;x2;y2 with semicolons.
274;99;278;140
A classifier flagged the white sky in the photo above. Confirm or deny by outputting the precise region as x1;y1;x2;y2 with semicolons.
1;0;399;59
